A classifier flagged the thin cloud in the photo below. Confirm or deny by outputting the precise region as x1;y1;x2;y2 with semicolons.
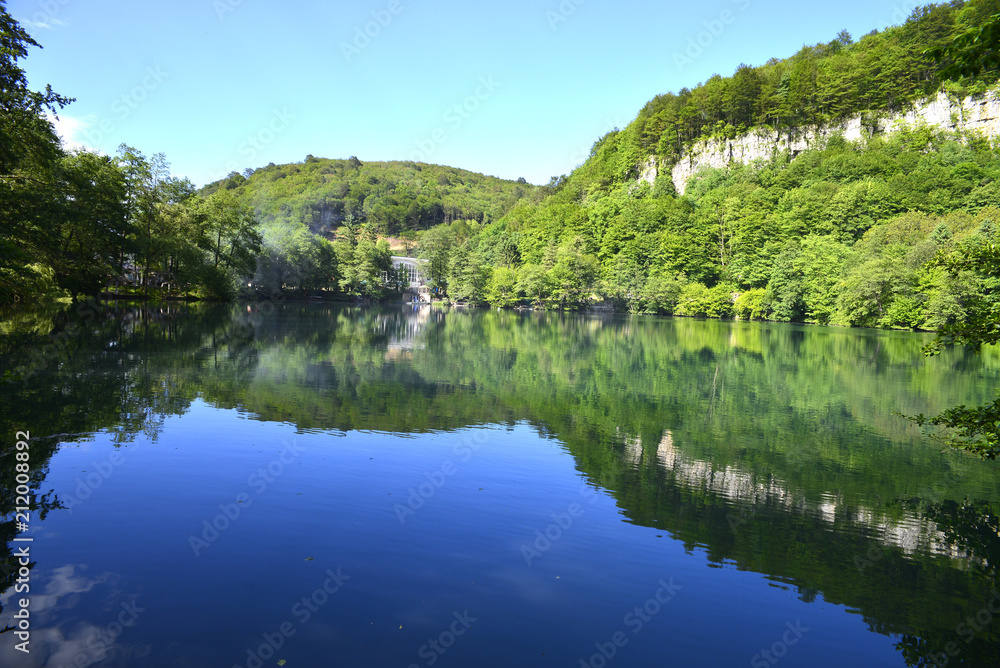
19;16;68;30
48;113;101;153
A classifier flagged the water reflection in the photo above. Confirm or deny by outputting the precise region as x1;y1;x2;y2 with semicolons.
0;565;150;668
654;428;967;560
1;303;998;666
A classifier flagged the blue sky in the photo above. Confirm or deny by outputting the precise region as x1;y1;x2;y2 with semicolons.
14;0;925;186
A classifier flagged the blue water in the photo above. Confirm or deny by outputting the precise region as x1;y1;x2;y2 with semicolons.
0;411;898;667
1;304;997;667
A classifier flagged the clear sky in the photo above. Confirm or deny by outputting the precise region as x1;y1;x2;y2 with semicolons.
13;0;926;186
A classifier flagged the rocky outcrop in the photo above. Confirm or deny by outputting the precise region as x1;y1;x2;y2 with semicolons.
665;88;1000;195
652;430;968;560
638;156;658;186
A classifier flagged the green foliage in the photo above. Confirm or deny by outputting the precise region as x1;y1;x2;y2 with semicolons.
0;3;72;302
516;264;552;308
835;252;916;328
334;226;393;299
447;240;490;305
926;9;1000;81
109;146;265;301
546;238;600;310
476;114;1000;321
485;266;520;308
203;157;538;237
202;188;262;281
636;273;685;314
901;226;1000;458
675;283;735;318
734;288;767;320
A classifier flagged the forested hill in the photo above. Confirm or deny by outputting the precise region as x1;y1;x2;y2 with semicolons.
410;0;1000;333
6;0;1000;319
596;0;1000;187
201;157;539;238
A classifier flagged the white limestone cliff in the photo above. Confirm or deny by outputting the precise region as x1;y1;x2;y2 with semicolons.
651;88;1000;195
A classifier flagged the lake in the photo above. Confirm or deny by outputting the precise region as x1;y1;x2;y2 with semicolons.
1;303;998;667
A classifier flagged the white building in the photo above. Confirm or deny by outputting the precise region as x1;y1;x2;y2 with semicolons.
391;256;432;301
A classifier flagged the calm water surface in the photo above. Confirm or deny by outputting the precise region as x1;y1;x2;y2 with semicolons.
0;303;998;667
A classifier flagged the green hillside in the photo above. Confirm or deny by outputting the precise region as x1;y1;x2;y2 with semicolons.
195;157;539;300
4;0;1000;453
202;157;539;237
4;0;1000;317
409;0;1000;332
612;0;1000;181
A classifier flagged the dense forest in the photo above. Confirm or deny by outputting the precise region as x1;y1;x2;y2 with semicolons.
623;0;1000;169
204;0;1000;329
205;157;539;300
0;0;264;303
0;0;539;304
206;157;538;235
5;0;1000;321
472;127;1000;327
404;0;1000;324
